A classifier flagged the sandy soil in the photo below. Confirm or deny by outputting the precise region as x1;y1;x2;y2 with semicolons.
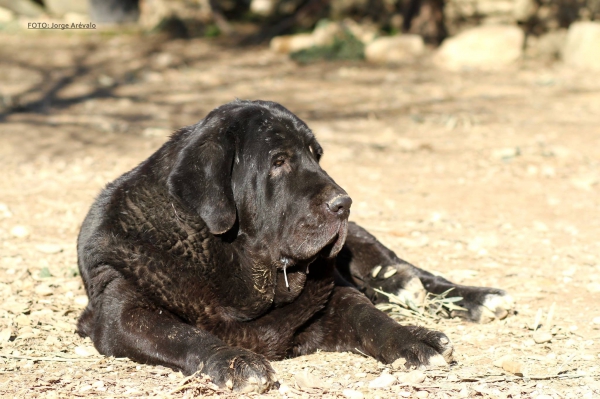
1;31;599;398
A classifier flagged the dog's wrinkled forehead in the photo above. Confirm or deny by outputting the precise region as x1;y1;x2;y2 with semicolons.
233;100;323;157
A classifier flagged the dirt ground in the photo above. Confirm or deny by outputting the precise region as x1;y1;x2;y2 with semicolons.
1;30;599;398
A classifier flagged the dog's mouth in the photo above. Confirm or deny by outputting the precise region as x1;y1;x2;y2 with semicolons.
283;219;348;262
320;219;349;259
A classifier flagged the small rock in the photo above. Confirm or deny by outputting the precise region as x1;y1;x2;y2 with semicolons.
10;225;30;238
278;384;291;394
592;317;600;325
533;331;553;344
502;360;524;376
563;22;600;71
368;373;396;389
0;328;13;342
74;345;99;357
586;283;600;293
44;335;61;346
415;391;429;398
342;19;377;44
74;295;89;306
433;25;524;71
392;357;407;370
0;6;14;22
397;370;426;385
312;20;345;47
35;244;63;254
250;0;276;16
15;314;30;327
492;147;520;160
0;203;12;218
270;33;315;54
34;284;54;296
295;370;328;390
342;389;364;399
514;0;537;21
365;35;425;64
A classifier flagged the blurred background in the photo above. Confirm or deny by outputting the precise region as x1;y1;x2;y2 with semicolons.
0;1;599;397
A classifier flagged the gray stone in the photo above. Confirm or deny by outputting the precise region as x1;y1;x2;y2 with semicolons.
433;25;524;71
562;22;600;71
365;35;425;64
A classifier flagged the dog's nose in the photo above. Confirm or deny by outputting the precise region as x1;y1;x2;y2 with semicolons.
326;194;352;214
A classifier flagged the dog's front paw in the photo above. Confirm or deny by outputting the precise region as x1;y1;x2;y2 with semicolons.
450;286;514;323
203;347;278;393
383;326;454;368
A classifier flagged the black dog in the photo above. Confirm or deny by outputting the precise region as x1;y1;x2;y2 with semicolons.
77;100;513;392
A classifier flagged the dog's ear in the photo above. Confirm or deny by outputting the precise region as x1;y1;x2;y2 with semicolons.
167;122;236;235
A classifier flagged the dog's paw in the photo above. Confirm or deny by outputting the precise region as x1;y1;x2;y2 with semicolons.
450;287;515;323
369;265;426;305
204;347;278;393
383;326;454;368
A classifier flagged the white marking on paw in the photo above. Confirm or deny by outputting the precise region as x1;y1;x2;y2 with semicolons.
396;277;426;306
475;292;515;322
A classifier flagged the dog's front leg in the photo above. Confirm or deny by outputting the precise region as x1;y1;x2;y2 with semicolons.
292;285;453;367
78;277;277;393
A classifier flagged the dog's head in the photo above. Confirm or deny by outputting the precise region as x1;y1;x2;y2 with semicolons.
167;100;351;267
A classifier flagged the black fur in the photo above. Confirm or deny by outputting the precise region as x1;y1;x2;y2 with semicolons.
77;100;512;392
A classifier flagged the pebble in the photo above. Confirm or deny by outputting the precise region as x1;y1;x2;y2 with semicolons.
74;345;99;357
533;331;553;344
10;225;30;238
0;203;12;218
0;328;12;342
278;384;291;394
295;370;328;389
342;389;364;399
15;314;31;327
34;284;54;296
35;244;64;254
415;391;429;398
392;358;407;370
368;373;396;388
397;370;426;385
592;317;600;325
493;354;524;375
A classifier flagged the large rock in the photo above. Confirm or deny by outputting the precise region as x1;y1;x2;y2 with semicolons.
365;35;425;64
562;22;600;71
433;25;524;71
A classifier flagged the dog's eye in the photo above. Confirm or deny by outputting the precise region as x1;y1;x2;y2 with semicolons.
273;159;285;167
